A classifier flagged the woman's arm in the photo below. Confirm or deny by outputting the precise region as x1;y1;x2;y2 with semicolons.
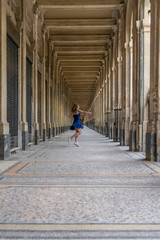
78;109;92;114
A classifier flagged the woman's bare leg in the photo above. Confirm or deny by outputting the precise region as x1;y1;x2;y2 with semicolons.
75;129;81;142
70;128;81;142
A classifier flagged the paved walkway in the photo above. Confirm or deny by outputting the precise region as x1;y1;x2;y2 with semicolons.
0;127;160;239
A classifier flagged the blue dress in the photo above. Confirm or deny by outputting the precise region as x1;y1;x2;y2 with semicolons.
70;113;84;130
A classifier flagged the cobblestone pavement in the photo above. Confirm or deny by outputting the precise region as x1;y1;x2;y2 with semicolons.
0;127;160;239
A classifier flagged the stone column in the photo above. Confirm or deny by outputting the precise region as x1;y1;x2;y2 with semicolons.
55;60;60;135
129;9;138;152
102;62;106;135
111;30;117;141
157;0;160;161
19;0;29;150
47;41;52;139
142;17;150;152
135;18;143;152
41;26;47;141
100;67;103;133
146;0;159;161
59;67;63;134
104;52;109;137
0;0;10;159
108;43;112;139
52;51;57;137
33;3;39;145
122;42;130;146
117;5;125;144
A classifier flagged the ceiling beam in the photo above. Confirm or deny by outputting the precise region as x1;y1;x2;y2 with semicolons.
48;25;115;30
54;46;107;51
57;51;105;55
52;40;108;46
57;56;104;60
45;19;116;26
60;61;102;66
62;67;100;71
37;0;122;5
50;35;111;41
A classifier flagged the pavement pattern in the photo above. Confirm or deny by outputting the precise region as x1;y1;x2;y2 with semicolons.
0;127;160;240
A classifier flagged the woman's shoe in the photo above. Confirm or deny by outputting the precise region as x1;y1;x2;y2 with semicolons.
74;142;80;147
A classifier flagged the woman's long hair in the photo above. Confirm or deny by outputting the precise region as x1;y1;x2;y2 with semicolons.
72;103;79;112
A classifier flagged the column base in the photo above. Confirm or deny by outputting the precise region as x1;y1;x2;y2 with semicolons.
56;127;59;135
146;132;156;161
48;128;51;139
124;128;130;146
105;123;109;137
0;134;10;160
109;122;113;139
53;127;55;137
34;130;39;145
102;126;105;135
113;125;119;142
22;131;29;150
120;128;124;145
43;129;46;142
129;129;136;151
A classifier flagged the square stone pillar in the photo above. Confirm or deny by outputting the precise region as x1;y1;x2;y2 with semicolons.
51;51;57;137
146;0;159;161
142;19;150;152
46;41;52;139
0;0;10;159
33;4;39;145
122;42;130;146
41;26;47;142
20;0;28;150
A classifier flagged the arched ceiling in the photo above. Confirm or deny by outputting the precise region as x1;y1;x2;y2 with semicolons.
37;0;124;110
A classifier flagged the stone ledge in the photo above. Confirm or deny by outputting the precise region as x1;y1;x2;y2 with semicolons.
10;147;21;154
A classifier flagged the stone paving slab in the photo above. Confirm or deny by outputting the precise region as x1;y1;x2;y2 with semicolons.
0;127;160;239
15;161;156;176
1;175;160;186
0;187;160;224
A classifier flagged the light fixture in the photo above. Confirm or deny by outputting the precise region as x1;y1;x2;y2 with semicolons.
148;10;151;25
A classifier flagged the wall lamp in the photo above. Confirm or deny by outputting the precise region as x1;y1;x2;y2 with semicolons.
148;10;151;25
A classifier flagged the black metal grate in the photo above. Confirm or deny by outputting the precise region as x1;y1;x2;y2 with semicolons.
7;36;18;148
26;59;32;141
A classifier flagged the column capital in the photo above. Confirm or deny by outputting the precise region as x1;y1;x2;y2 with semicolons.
104;51;108;58
118;4;125;18
117;56;123;65
101;60;105;66
33;3;40;16
112;9;119;20
124;42;130;51
42;24;47;36
112;25;118;34
112;66;116;72
129;40;133;52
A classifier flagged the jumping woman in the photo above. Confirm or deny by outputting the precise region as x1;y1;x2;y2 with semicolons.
68;103;92;147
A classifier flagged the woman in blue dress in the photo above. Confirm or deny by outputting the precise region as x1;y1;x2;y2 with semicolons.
68;103;92;147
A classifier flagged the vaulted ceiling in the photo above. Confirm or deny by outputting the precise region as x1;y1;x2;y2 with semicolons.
37;0;124;110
